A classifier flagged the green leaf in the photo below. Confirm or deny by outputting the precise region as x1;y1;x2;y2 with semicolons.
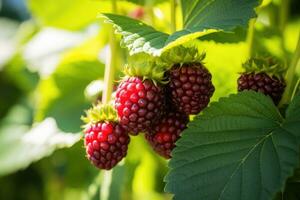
0;118;81;177
165;91;300;200
27;0;111;30
36;60;104;132
102;13;216;56
102;0;258;56
181;0;259;30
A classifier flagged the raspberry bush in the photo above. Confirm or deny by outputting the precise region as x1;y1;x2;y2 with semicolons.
1;0;300;200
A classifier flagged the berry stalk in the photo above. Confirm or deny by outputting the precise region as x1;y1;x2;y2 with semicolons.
280;32;300;105
100;0;118;198
246;19;256;59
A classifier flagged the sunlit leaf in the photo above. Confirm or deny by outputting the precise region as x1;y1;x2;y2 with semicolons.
27;0;108;30
102;0;258;56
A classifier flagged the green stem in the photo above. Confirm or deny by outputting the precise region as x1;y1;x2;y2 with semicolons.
279;0;290;58
100;170;113;200
280;32;300;105
246;19;256;59
170;0;177;32
145;0;155;26
102;0;117;104
100;0;117;199
291;78;300;100
279;0;290;33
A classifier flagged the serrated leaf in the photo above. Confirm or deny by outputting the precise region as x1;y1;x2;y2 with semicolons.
102;0;258;56
0;118;81;176
102;13;216;56
165;91;300;200
181;0;259;30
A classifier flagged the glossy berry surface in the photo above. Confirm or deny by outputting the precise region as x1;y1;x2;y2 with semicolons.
238;72;286;105
84;122;130;170
145;111;189;159
115;77;164;135
169;63;215;115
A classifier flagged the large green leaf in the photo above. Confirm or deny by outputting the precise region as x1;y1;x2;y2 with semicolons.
102;13;215;56
102;0;258;56
181;0;258;29
0;118;81;176
165;91;300;200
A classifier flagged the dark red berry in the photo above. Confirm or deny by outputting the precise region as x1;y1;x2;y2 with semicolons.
84;122;130;170
145;111;189;159
115;77;164;135
238;72;286;105
169;63;215;115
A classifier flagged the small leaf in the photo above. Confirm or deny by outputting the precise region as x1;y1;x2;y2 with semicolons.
165;91;300;200
0;118;81;176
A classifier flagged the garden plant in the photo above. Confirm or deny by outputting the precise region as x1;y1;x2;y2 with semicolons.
0;0;300;200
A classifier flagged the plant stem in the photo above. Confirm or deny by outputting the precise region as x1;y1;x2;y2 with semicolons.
280;32;300;105
279;0;290;33
291;78;300;100
279;0;290;58
100;0;117;199
145;0;155;26
102;0;118;104
246;19;256;59
170;0;177;32
100;170;113;200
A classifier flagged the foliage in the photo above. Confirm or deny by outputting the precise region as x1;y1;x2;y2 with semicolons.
165;91;300;200
0;0;300;200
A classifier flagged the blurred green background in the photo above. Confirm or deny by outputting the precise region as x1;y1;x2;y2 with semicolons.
0;0;299;200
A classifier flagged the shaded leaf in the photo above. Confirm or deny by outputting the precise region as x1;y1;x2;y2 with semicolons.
165;91;300;200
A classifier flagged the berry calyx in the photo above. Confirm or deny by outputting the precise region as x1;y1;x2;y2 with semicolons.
115;76;164;135
82;104;130;170
238;57;286;105
145;110;189;159
169;63;215;115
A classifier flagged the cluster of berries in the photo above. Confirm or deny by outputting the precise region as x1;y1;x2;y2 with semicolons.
82;46;215;169
82;46;286;170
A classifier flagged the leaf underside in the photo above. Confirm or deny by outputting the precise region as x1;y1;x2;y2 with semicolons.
165;91;300;200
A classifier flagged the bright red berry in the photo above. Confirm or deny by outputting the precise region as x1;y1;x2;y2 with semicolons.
84;122;130;170
145;111;189;159
115;77;164;135
169;63;215;115
238;72;286;105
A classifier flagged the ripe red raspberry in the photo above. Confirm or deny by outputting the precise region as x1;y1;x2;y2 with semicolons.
84;122;130;170
145;111;189;159
115;77;164;135
238;72;286;105
169;63;215;115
